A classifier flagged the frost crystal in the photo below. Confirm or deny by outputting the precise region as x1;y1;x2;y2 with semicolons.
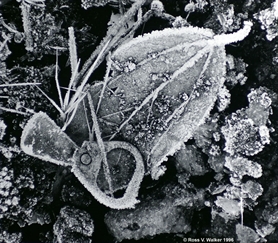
216;85;231;112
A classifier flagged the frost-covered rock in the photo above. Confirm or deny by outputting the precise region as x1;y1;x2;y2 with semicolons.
236;224;260;243
104;183;204;242
174;145;208;176
222;116;266;156
221;89;272;156
61;180;93;208
254;0;278;41
224;156;262;179
241;180;263;201
255;220;275;238
53;206;94;243
215;196;241;218
207;154;225;173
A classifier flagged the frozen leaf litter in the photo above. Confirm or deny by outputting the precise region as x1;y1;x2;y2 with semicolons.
68;21;253;180
2;0;278;242
21;21;253;209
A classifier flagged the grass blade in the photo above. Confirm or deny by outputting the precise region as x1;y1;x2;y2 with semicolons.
0;106;30;116
64;59;81;109
55;49;64;110
0;83;41;87
65;90;87;115
96;52;112;113
69;39;110;109
35;85;64;115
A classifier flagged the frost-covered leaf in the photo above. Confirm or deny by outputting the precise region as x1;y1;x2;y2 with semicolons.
68;23;252;179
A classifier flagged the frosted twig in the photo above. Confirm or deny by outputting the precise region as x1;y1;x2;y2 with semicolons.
68;40;110;112
213;21;253;46
64;59;81;110
83;99;93;143
99;107;134;119
96;52;112;114
20;3;33;51
240;197;244;225
55;49;64;112
62;91;87;131
35;85;64;115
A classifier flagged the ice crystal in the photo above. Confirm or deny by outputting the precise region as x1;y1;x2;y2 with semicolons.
0;167;19;218
221;116;266;156
216;85;231;112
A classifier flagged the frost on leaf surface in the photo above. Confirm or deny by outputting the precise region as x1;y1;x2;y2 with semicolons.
68;26;227;179
68;23;252;179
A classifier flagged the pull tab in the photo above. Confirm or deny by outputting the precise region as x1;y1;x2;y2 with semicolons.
72;141;145;209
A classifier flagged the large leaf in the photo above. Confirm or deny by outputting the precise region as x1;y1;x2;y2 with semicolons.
67;26;227;179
